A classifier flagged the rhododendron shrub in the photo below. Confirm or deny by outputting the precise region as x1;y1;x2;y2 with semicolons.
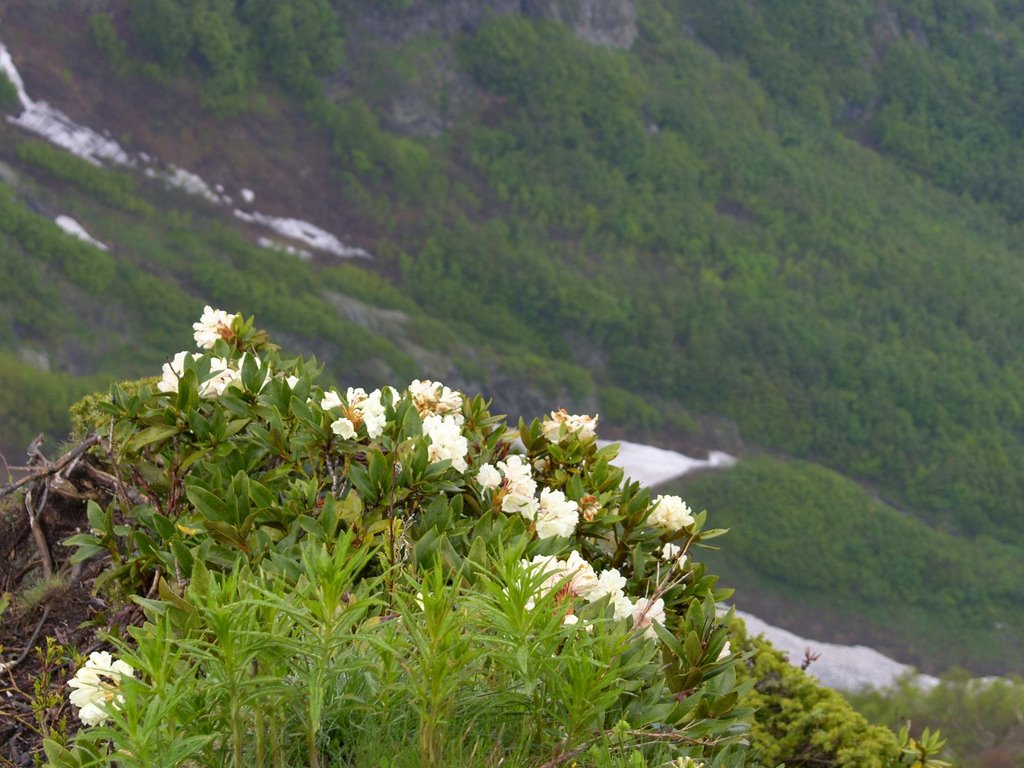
57;310;750;767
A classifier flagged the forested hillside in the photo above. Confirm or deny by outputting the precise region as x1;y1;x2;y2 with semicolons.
2;0;1024;674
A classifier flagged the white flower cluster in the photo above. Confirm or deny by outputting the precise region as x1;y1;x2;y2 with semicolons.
521;551;664;636
541;409;598;443
158;307;267;398
322;387;391;440
318;380;472;472
408;379;463;423
422;414;469;472
158;351;263;398
67;651;135;726
647;495;695;532
192;305;237;350
535;488;579;539
478;457;578;539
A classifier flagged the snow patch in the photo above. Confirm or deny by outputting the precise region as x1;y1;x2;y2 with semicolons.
735;610;940;692
241;188;255;204
1;43;131;166
235;209;371;259
601;439;736;489
163;165;231;204
257;236;313;261
54;215;108;251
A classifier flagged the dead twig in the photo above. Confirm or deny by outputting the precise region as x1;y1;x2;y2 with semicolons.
25;486;52;578
0;434;101;500
0;606;51;675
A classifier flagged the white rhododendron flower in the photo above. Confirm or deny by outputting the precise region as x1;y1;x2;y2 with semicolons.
610;591;635;621
563;550;598;596
648;495;695;532
541;408;599;443
68;651;135;726
199;357;236;398
505;492;541;521
520;553;637;625
408;379;463;423
632;597;666;640
320;389;343;411
331;417;356;439
422;414;468;472
192;305;237;350
347;387;388;439
476;463;502;490
285;375;301;389
718;640;731;660
534;488;579;539
158;351;196;394
322;387;388;439
521;552;591;598
496;455;538;517
585;567;628;604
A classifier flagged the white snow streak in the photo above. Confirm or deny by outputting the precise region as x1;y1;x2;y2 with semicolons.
164;165;230;205
54;215;108;251
235;209;371;259
600;439;735;488
1;43;131;166
241;188;255;204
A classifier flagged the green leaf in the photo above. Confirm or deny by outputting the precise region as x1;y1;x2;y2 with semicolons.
297;515;325;539
86;500;105;531
186;485;228;522
42;738;76;768
69;544;107;564
126;423;181;452
62;533;102;548
150;512;177;541
684;630;704;667
203;520;250;553
171;539;194;575
402;404;423;437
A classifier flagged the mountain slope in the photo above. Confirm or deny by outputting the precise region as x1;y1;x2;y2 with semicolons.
2;0;1024;673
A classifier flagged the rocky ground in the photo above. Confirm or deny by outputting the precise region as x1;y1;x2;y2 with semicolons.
0;437;130;768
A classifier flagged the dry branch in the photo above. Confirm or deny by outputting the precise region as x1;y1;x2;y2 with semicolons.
0;434;101;500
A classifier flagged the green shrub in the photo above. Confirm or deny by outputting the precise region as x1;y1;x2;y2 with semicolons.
733;621;911;768
15;140;152;215
55;308;752;766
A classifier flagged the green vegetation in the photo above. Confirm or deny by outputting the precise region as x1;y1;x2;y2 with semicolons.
675;456;1024;673
50;314;753;767
15;140;153;214
848;672;1024;768
0;68;18;110
684;0;1024;220
734;625;905;768
6;0;1024;677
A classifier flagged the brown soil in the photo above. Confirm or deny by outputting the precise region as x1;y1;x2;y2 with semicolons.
0;442;122;768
